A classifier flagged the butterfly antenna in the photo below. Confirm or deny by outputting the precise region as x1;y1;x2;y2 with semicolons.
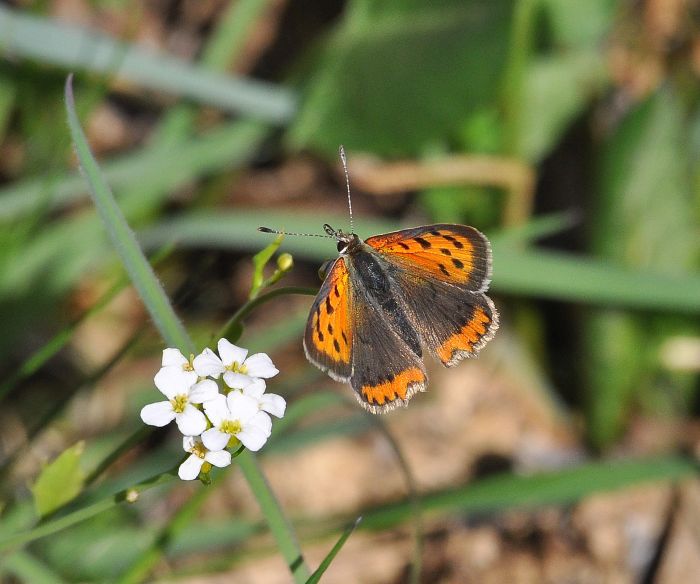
258;226;334;238
339;145;354;234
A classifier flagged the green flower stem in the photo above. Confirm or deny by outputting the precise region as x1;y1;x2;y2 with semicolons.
65;76;310;583
0;470;177;552
237;450;311;583
219;286;317;341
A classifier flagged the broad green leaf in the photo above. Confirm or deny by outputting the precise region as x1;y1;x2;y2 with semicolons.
32;442;86;518
517;51;607;161
586;86;700;447
289;0;514;156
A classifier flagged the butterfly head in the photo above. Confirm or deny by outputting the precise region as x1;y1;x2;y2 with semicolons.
323;223;361;255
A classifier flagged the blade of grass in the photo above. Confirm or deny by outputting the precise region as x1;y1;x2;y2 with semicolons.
0;119;268;221
65;74;191;352
356;455;698;531
237;451;311;583
64;75;310;581
1;550;68;584
305;517;362;584
0;246;170;402
0;6;295;123
142;210;700;313
0;470;177;552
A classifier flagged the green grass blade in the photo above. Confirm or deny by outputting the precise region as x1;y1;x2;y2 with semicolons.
0;119;268;222
1;551;68;584
142;210;700;313
237;451;311;583
64;75;191;352
0;6;295;122
305;517;361;584
357;456;697;530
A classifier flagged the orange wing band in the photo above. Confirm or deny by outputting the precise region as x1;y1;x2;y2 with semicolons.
361;367;425;406
437;306;491;363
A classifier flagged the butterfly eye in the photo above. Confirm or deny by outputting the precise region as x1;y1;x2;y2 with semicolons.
318;259;333;281
336;241;349;253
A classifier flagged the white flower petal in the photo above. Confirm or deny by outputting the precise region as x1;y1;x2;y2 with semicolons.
236;426;268;452
162;348;189;368
203;394;229;427
205;449;232;468
249;410;273;436
226;392;259;421
182;435;197;452
140;402;175;427
193;348;224;378
154;366;196;398
223;371;255;390
178;454;204;480
217;338;248;367
242;378;266;399
243;353;279;378
260;393;286;418
175;405;207;436
189;379;219;404
202;428;230;451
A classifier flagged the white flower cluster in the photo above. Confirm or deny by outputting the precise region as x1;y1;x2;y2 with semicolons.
140;339;285;480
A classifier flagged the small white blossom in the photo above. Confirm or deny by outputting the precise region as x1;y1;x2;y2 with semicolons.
160;348;198;384
193;338;278;389
140;366;218;435
202;392;272;452
178;435;232;480
242;378;286;418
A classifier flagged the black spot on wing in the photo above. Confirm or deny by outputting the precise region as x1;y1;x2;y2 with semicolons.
398;241;410;250
333;339;341;353
440;248;452;256
438;263;450;276
325;296;334;314
452;258;464;269
414;237;431;249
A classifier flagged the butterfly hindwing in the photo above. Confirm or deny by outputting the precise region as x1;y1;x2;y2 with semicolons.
349;284;427;413
389;271;499;367
365;224;492;292
303;258;353;382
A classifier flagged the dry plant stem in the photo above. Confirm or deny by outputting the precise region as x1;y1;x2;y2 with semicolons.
349;155;535;227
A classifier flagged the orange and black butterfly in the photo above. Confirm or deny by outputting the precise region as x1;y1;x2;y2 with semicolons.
260;148;498;413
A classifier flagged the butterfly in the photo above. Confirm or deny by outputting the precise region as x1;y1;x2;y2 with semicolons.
260;148;498;414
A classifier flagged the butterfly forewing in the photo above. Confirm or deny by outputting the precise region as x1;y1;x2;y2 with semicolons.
365;224;492;292
303;258;353;382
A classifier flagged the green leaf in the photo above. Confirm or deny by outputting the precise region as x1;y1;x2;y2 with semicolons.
306;518;362;584
289;0;514;156
32;442;86;518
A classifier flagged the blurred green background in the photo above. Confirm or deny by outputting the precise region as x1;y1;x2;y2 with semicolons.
0;0;699;582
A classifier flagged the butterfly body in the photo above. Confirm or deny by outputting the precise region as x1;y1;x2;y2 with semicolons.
303;223;499;414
